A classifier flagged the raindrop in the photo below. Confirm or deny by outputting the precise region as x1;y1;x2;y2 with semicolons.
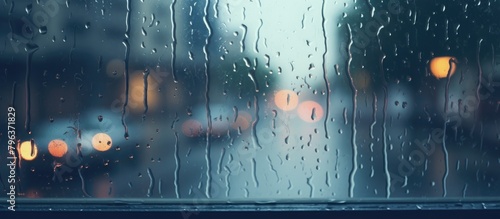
25;4;32;14
146;168;154;197
39;26;47;35
311;107;317;121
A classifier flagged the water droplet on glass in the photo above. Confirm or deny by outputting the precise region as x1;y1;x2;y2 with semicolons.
39;26;47;35
25;4;32;14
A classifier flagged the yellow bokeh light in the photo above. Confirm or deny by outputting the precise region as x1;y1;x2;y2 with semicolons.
48;139;68;158
19;141;38;161
92;133;113;152
297;101;324;123
274;90;299;111
430;56;457;79
128;70;160;112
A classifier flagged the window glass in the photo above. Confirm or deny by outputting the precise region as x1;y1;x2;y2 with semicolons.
1;0;499;209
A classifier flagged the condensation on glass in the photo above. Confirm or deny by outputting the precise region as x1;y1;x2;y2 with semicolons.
0;0;499;207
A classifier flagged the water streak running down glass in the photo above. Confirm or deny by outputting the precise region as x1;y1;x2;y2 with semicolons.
0;0;500;210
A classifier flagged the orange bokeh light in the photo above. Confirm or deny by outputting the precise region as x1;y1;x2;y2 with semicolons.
274;90;299;111
182;119;203;137
231;111;252;131
92;176;113;198
430;56;457;79
297;101;324;122
92;133;113;152
48;139;68;158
